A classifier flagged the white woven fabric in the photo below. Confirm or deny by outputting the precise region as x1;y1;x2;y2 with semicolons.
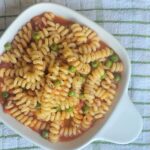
0;0;150;150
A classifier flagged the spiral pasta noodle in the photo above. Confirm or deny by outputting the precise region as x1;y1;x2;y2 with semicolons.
49;122;61;142
0;47;23;64
63;43;91;75
79;47;113;63
0;68;15;77
82;115;93;129
12;22;32;49
0;11;123;143
60;126;81;137
111;62;123;72
70;24;87;44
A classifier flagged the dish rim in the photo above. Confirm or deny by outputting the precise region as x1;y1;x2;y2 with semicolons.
0;2;134;150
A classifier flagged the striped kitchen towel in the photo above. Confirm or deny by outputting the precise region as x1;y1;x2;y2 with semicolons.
0;0;150;150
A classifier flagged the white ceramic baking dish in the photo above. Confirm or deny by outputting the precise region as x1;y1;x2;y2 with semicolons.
0;3;143;150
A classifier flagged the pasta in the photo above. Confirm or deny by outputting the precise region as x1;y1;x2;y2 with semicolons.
0;12;123;143
12;22;32;49
79;47;113;63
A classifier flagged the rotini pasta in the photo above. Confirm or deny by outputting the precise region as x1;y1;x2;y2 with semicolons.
79;47;113;63
12;22;32;49
0;11;123;143
49;122;61;142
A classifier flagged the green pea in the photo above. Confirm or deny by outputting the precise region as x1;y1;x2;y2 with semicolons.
79;93;85;99
100;71;105;79
114;74;121;82
4;42;12;51
68;66;76;73
101;73;106;80
106;60;113;68
41;130;49;139
82;104;89;114
50;43;59;51
110;54;119;62
68;91;76;97
32;32;41;41
91;61;99;68
2;91;9;99
79;76;85;83
35;102;41;109
66;107;73;113
54;80;62;86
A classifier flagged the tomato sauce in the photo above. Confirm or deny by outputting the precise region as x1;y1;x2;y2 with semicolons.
0;62;12;68
53;16;73;26
100;41;109;49
31;14;74;31
31;15;46;31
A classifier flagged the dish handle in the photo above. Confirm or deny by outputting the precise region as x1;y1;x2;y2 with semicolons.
94;92;143;144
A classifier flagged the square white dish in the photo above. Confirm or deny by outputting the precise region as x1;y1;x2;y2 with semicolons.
0;3;143;150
